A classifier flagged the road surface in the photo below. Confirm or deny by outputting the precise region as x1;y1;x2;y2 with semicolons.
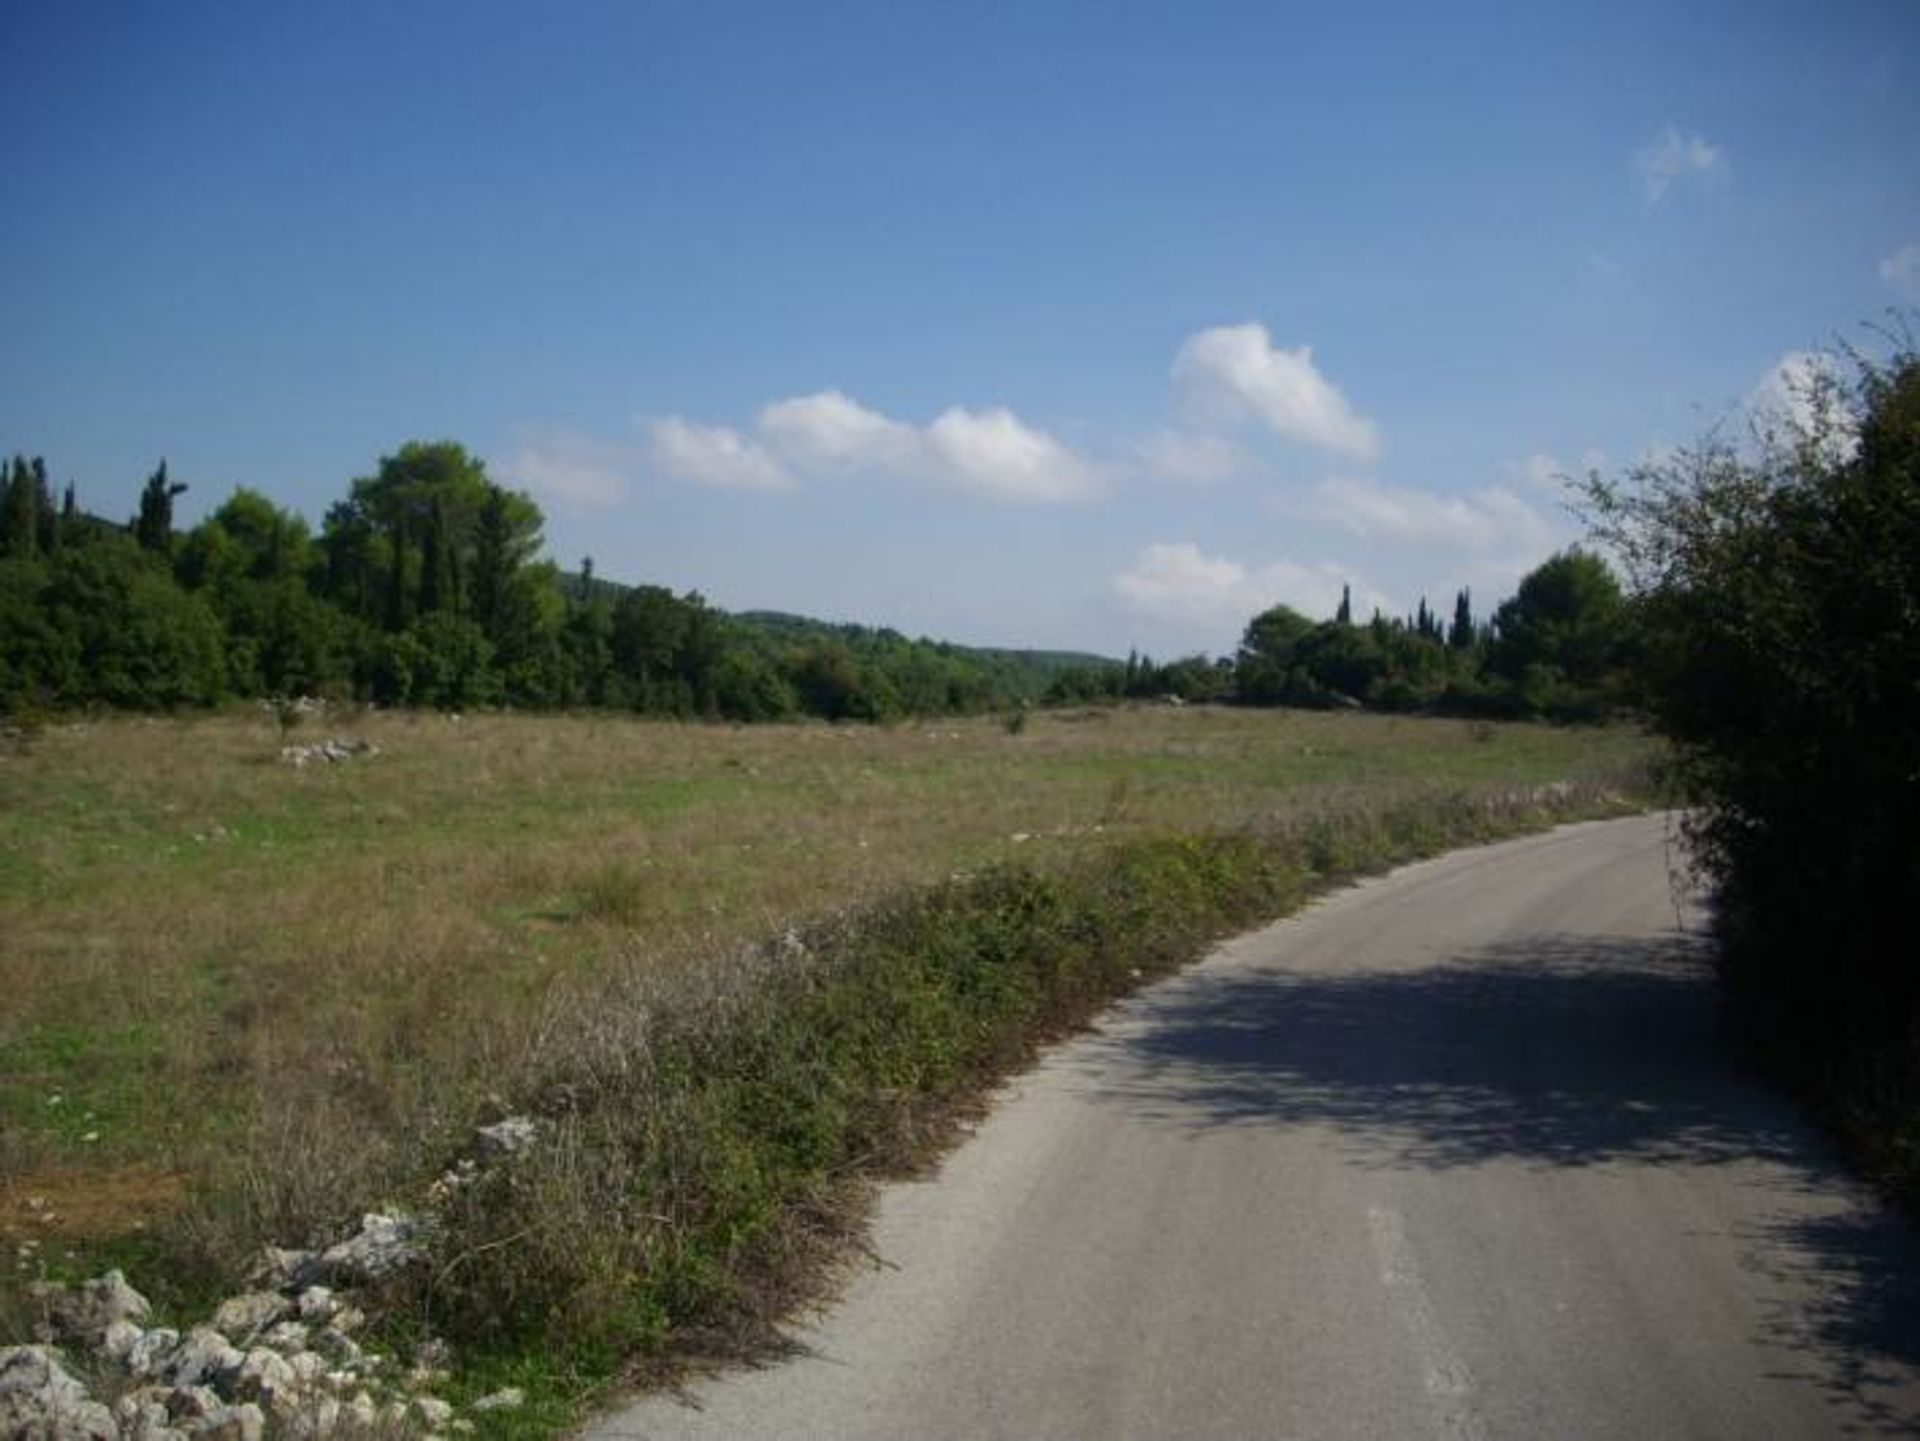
589;813;1920;1440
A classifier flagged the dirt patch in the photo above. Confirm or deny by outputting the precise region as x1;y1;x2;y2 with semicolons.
0;1166;187;1241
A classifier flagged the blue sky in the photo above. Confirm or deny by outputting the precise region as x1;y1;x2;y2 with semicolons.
5;1;1918;657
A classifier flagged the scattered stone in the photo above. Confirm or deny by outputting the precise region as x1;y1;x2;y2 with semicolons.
292;1288;336;1324
251;1247;317;1291
102;1319;144;1363
470;1387;524;1413
294;1213;425;1288
327;1306;365;1337
310;1327;361;1365
185;1400;264;1441
409;1338;452;1373
114;1393;186;1441
279;738;379;769
29;1268;152;1346
160;1328;245;1389
228;1348;297;1406
473;1115;539;1163
210;1292;287;1344
411;1395;454;1430
342;1391;378;1431
0;1345;117;1440
164;1386;224;1421
281;1394;340;1440
377;1400;410;1432
127;1327;183;1380
259;1320;310;1353
284;1352;327;1389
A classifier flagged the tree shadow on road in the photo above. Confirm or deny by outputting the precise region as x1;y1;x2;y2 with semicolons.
1073;931;1920;1432
1080;932;1788;1169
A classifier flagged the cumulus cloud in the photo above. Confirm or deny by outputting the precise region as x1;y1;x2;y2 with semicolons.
1172;323;1378;458
757;390;918;470
1880;243;1920;301
702;389;1103;503
1305;476;1558;557
1114;541;1381;639
647;416;794;492
500;430;635;509
1637;126;1725;203
922;405;1101;502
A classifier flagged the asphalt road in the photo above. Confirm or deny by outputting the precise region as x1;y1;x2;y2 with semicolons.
589;814;1920;1440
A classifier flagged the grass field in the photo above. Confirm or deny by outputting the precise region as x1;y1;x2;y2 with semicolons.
0;704;1656;1418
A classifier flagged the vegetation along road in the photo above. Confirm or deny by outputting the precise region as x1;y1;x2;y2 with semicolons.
591;814;1920;1440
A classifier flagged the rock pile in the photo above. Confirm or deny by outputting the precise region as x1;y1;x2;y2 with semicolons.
278;739;378;768
4;1118;545;1438
6;1225;516;1438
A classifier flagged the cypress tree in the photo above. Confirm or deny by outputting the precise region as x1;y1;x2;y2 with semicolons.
134;460;187;554
1449;589;1474;649
1;456;35;558
1336;583;1352;625
31;459;56;554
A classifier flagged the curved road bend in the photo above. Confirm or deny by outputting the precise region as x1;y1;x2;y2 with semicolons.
588;813;1920;1440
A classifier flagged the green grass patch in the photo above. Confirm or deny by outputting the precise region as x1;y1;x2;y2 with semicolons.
0;705;1657;1433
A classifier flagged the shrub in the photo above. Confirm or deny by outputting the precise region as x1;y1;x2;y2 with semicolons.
1586;341;1920;1196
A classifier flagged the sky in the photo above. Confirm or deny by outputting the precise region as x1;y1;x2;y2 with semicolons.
4;1;1918;658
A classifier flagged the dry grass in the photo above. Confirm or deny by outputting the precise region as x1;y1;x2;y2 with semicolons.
0;704;1653;1306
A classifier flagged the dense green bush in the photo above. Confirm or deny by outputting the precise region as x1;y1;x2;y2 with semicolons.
1587;343;1920;1194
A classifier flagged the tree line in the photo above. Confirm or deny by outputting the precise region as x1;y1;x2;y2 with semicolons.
1046;550;1629;721
2;436;1636;724
0;442;1101;719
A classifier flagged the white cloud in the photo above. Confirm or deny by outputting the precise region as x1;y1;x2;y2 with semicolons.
757;390;919;471
1880;244;1920;301
1748;350;1858;459
500;430;634;509
1171;323;1378;458
1636;126;1725;203
1114;541;1380;641
646;416;794;492
748;390;1101;503
1133;428;1261;485
922;406;1102;502
1306;476;1558;557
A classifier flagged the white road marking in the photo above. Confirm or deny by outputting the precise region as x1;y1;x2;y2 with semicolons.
1368;1204;1487;1441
